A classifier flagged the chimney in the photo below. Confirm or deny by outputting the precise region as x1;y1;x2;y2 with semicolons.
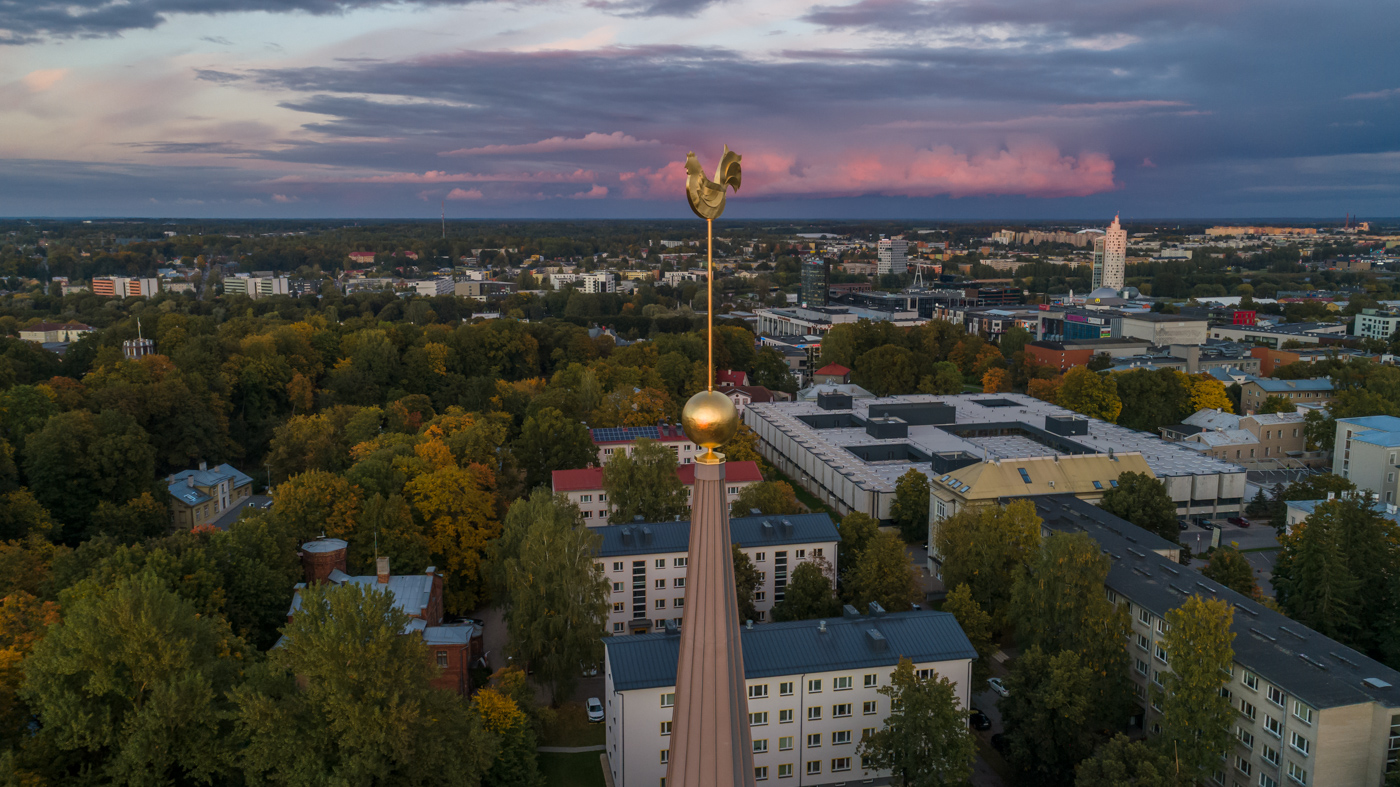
817;620;827;634
186;476;195;488
842;604;860;619
868;601;886;617
377;556;390;584
745;620;753;630
198;460;207;471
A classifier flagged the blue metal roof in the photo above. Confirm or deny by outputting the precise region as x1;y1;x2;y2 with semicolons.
1354;431;1400;448
1287;498;1400;524
604;611;976;692
166;463;254;506
596;513;840;558
1339;415;1400;432
1244;375;1333;393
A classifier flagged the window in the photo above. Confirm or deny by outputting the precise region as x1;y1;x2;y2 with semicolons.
813;548;823;558
1093;480;1103;490
864;674;877;688
1262;744;1280;765
580;494;592;503
754;767;768;782
1289;732;1310;757
1264;686;1284;707
833;704;852;718
777;764;792;778
779;682;794;696
1136;633;1149;651
1155;644;1169;663
779;709;794;723
436;650;448;668
655;559;665;569
808;707;822;721
673;597;685;608
1237;728;1254;749
613;582;624;593
833;676;853;691
1286;761;1307;784
795;550;806;559
660;721;672;736
1156;618;1168;635
660;750;669;765
862;701;877;715
1220;686;1232;702
808;679;822;693
1136;658;1149;676
754;591;765;602
1018;467;1032;483
1240;699;1256;720
807;733;821;748
613;561;623;572
778;736;793;751
661;693;675;708
674;557;687;568
655;579;666;589
595;562;604;574
613;622;624;633
1292;701;1313;725
750;712;768;726
1236;757;1253;777
655;599;666;610
1263;714;1281;737
832;731;852;745
675;578;686;589
753;739;768;754
1260;774;1278;787
831;758;852;772
1140;608;1152;626
806;761;821;776
1243;671;1259;691
755;552;766;562
749;684;769;699
1110;479;1119;487
613;602;625;612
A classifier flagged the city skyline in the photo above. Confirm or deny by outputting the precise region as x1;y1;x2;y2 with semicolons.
0;0;1397;219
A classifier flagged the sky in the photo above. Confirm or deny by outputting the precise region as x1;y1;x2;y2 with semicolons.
0;0;1397;220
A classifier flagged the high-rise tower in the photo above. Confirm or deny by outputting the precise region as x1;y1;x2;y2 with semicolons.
1092;215;1127;291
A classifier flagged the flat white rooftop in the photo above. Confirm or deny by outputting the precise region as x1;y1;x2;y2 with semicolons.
746;393;1245;493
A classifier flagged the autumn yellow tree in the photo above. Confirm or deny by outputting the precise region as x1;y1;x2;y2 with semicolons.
406;463;501;613
286;372;315;415
1189;373;1234;414
981;367;1011;393
0;591;60;741
273;470;363;541
1028;375;1062;404
591;387;673;427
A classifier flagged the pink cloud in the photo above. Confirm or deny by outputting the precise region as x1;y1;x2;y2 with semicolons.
271;193;298;202
447;188;484;200
617;143;1116;200
571;184;609;199
442;131;658;156
263;169;597;185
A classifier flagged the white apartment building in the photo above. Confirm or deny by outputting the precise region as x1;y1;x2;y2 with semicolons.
1334;415;1400;504
592;424;701;465
582;271;618;293
552;462;764;526
1091;215;1127;291
405;278;452;297
876;237;908;275
1354;309;1400;342
603;610;975;787
223;275;291;299
595;512;841;634
1032;495;1400;787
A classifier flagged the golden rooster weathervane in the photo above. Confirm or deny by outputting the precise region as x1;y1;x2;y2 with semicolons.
680;146;743;463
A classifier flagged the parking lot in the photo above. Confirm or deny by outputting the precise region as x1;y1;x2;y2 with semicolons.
1181;517;1280;596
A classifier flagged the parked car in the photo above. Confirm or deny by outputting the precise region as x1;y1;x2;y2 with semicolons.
586;697;604;723
987;677;1009;698
1177;519;1189;531
1198;520;1217;531
969;709;992;731
1227;517;1253;528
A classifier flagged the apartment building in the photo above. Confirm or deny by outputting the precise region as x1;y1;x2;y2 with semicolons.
1250;345;1376;376
1030;495;1400;787
1163;409;1325;468
223;275;291;299
1091;215;1127;291
92;277;160;298
18;320;93;343
454;280;517;298
166;462;255;529
1354;309;1400;342
552;461;764;526
876;236;908;275
581;271;618;293
1239;376;1334;414
403;278;453;297
602;609;976;787
1334;415;1400;504
595;513;840;634
592;424;701;465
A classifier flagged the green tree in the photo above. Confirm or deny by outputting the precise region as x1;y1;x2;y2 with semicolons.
845;530;920;612
602;439;687;523
731;543;763;623
1256;394;1294;414
1099;471;1180;547
514;407;597;490
1056;366;1122;423
942;583;994;684
1154;595;1235;784
1202;546;1259;598
917;361;964;395
932;500;1041;626
201;511;306;650
495;490;607;704
836;512;879;576
854;345;918;396
998;325;1031;357
999;646;1098;786
0;488;58;542
1272;499;1374;644
88;491;168;543
729;481;801;518
21;572;247;785
474;688;544;787
1074;733;1176;787
1245;488;1272;519
890;469;931;543
24;409;157;538
232;581;491;786
1110;368;1191;433
858;658;976;787
770;560;840;622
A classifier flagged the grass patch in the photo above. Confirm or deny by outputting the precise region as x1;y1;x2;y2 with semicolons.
1239;546;1281;553
539;752;606;787
539;702;606;748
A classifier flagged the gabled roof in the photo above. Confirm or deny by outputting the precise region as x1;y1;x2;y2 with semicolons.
1183;408;1241;430
814;363;851;376
605;610;975;692
1184;429;1257;448
167;464;254;506
716;370;749;386
289;571;437;630
937;453;1154;500
595;512;839;558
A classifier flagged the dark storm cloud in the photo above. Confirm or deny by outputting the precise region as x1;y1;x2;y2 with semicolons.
584;0;727;18
0;0;485;43
804;0;1236;38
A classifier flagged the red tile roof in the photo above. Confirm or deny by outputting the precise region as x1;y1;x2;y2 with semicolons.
552;460;763;492
814;363;850;376
716;370;749;386
720;385;778;404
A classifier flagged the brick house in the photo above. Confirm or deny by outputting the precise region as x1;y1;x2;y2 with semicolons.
552;461;764;526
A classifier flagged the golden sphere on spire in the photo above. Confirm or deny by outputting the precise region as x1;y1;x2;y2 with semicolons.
682;389;739;451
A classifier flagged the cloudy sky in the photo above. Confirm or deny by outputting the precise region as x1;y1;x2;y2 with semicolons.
0;0;1396;219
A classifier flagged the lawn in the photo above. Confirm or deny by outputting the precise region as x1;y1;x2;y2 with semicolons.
539;752;607;787
539;701;606;748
